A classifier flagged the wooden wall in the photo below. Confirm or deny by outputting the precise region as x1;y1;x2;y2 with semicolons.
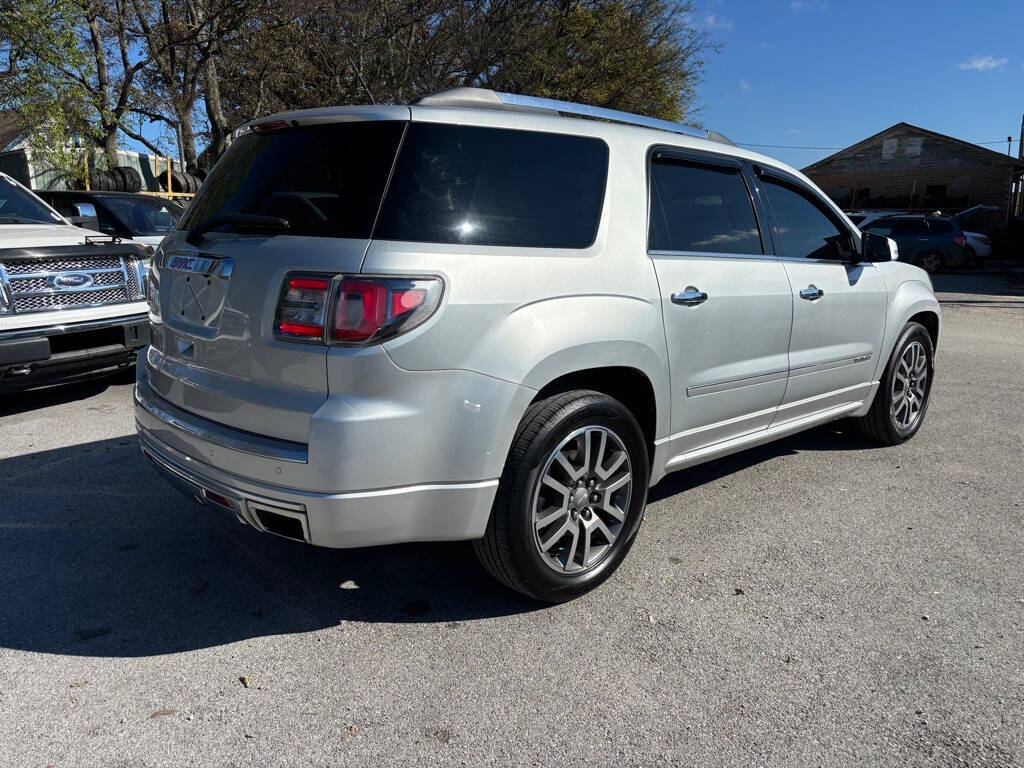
804;124;1023;236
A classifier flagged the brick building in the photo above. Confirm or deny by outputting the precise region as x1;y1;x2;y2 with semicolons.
803;122;1024;238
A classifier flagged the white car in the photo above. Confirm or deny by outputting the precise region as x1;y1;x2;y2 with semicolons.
0;172;153;390
135;88;940;601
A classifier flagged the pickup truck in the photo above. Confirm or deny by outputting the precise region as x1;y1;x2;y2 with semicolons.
0;172;152;391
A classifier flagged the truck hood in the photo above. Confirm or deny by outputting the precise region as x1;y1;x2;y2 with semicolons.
0;223;106;248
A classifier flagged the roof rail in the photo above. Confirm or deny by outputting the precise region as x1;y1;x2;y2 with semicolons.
412;87;733;146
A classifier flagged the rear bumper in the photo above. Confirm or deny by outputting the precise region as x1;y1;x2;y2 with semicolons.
0;314;150;391
138;424;498;547
133;362;522;548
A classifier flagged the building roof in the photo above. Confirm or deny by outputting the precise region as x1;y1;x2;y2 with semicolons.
802;122;1024;174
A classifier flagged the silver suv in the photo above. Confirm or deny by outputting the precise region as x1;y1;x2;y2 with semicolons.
135;88;940;602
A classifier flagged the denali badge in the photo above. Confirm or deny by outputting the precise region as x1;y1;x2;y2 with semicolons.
51;273;93;288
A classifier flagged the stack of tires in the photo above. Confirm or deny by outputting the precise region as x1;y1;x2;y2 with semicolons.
76;166;144;192
157;169;205;194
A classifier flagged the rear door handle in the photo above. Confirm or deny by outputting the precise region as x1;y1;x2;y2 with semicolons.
799;285;824;301
671;287;708;306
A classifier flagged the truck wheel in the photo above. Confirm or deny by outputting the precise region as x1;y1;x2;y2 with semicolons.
852;322;934;445
474;390;649;602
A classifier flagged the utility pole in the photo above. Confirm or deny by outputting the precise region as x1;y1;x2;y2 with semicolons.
1019;113;1023;160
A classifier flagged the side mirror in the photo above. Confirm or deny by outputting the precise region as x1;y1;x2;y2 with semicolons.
861;231;898;263
67;202;99;232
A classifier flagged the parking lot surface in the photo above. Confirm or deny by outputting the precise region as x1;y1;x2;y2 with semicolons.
1;272;1022;767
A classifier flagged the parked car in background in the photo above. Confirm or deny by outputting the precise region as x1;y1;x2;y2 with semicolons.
36;190;185;247
858;214;969;273
851;207;994;265
954;204;998;261
135;88;940;602
0;173;152;391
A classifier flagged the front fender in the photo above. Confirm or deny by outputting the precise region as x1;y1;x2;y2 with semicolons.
873;277;941;382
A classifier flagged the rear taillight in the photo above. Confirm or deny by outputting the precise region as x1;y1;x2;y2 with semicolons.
275;274;441;344
331;277;441;343
275;275;331;340
953;235;967;247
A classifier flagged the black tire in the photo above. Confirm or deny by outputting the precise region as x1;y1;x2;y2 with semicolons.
170;170;187;193
914;250;943;274
115;166;142;192
852;322;934;445
110;166;128;191
473;390;650;602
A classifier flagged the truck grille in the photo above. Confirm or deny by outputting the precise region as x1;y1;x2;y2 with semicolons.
0;253;144;315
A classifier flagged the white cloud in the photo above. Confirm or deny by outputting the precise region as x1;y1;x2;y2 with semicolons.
702;13;734;30
790;0;827;10
739;79;751;92
957;54;1008;71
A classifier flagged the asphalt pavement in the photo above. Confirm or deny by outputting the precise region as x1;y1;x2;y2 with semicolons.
1;271;1022;767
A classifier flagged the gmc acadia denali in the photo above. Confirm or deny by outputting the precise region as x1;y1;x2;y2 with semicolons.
135;89;939;601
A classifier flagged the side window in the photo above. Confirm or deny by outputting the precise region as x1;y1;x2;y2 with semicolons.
375;123;608;249
891;219;927;237
762;176;853;260
48;198;79;218
648;157;762;254
928;219;953;234
863;218;895;236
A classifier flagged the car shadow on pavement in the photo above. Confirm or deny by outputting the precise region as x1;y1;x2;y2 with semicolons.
0;435;541;658
0;422;875;658
647;422;877;503
0;377;121;417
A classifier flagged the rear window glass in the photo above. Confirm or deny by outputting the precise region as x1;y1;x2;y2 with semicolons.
375;123;608;248
180;121;406;238
648;157;762;254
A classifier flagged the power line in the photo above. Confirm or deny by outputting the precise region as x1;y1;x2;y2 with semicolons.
736;138;1020;151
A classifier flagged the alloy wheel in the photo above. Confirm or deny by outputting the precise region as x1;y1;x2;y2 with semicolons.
891;340;928;430
531;426;633;574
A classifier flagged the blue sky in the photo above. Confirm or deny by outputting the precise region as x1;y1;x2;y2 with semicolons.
692;0;1023;169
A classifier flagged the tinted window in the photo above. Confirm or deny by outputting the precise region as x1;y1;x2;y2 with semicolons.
648;158;762;254
0;176;65;225
181;121;405;238
928;219;953;234
762;177;851;259
102;196;182;236
375;123;608;248
863;218;896;236
891;218;928;237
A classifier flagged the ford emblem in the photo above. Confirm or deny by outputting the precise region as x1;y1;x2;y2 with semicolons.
52;273;93;288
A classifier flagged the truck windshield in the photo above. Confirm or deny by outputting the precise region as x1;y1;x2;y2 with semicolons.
0;176;66;225
102;196;183;236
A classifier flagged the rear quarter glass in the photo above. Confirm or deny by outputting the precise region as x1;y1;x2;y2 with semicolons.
181;121;406;239
374;123;609;249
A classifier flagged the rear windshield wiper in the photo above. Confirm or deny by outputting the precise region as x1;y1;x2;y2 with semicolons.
185;212;289;245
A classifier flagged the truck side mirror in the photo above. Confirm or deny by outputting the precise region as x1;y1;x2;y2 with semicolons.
67;201;100;231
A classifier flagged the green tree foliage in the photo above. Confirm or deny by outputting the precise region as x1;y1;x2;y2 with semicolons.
0;0;92;175
3;0;716;173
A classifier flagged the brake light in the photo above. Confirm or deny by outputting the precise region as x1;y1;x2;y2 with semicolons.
275;274;442;344
954;235;967;247
275;275;330;340
331;277;441;343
